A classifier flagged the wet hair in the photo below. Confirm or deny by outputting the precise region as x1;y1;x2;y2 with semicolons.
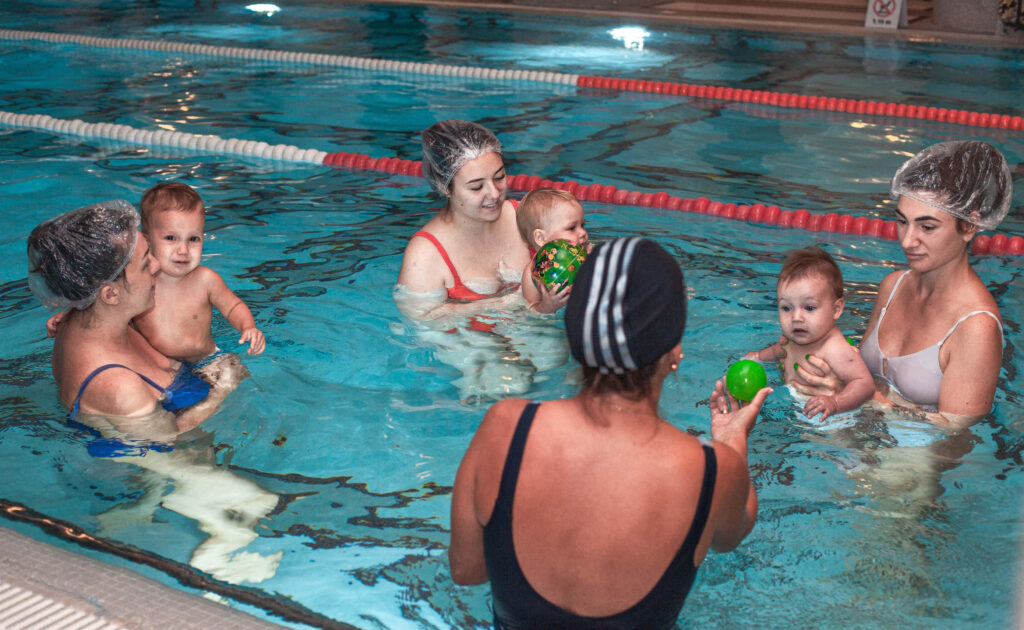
580;361;663;400
516;188;582;247
891;140;1013;231
777;246;843;300
27;200;140;311
140;182;205;232
421;119;502;197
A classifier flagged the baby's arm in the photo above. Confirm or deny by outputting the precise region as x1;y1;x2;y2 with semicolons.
802;339;874;420
744;336;787;362
521;266;570;314
204;267;265;355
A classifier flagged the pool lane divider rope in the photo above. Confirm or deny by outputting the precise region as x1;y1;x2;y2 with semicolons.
0;111;327;164
1;28;1021;134
2;110;1019;257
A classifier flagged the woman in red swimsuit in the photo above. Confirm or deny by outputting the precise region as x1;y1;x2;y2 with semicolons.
397;120;553;319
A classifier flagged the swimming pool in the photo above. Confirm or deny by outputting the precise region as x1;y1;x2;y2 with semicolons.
1;1;1023;627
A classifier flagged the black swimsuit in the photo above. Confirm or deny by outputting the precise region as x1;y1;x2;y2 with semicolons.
483;402;717;630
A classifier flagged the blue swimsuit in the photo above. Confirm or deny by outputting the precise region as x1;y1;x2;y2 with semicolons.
67;363;211;456
483;402;717;629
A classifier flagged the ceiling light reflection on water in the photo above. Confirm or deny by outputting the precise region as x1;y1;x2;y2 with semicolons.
609;26;651;50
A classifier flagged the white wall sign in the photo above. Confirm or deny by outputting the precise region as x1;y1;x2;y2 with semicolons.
865;0;908;29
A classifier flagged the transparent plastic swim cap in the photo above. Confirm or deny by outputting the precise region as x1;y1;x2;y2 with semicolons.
27;200;140;311
890;140;1013;230
421;119;502;197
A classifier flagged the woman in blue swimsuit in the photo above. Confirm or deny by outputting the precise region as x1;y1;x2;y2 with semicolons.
450;238;771;628
795;141;1012;429
28;200;244;441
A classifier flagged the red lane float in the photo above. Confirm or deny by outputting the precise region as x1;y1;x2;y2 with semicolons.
575;74;1023;133
322;151;1021;257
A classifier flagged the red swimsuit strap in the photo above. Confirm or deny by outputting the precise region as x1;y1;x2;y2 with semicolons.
412;230;465;288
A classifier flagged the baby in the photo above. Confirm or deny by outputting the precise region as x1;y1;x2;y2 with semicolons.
745;246;873;420
133;182;265;362
515;188;590;314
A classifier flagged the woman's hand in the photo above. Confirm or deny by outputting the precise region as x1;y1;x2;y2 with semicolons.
790;354;843;397
709;378;772;448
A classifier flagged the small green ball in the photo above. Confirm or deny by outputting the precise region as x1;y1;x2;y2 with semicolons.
532;239;587;290
726;360;768;402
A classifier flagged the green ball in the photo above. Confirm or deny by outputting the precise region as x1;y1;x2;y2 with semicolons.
532;239;587;290
726;360;767;402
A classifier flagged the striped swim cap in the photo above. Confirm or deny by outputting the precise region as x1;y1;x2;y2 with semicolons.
564;237;686;373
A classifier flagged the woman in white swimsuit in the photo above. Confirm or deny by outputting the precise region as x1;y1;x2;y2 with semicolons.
795;140;1012;429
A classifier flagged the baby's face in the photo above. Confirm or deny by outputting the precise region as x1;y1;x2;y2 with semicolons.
776;274;842;346
146;209;205;279
539;201;588;247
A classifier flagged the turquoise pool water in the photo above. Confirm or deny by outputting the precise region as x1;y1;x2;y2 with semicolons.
0;2;1023;628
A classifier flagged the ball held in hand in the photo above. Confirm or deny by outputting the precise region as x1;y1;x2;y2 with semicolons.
533;239;587;291
726;359;767;402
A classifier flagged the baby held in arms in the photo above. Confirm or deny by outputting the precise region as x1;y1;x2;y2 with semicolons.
746;247;873;420
48;182;266;364
515;188;591;314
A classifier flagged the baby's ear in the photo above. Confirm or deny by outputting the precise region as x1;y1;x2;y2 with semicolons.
833;296;845;320
532;228;547;248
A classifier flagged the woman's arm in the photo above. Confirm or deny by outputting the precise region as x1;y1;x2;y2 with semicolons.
930;313;1002;428
449;451;489;585
449;399;526;585
707;379;771;552
175;353;251;432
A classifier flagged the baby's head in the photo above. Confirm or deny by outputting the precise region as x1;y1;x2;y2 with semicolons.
776;247;844;346
516;188;588;250
140;182;206;279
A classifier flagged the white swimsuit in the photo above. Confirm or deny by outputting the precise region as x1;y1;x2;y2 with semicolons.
860;271;1002;412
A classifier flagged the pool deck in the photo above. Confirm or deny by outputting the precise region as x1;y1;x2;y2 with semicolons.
0;526;287;629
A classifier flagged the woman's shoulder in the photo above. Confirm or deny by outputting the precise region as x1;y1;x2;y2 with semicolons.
397;224;453;291
463;398;532;464
878;268;908;292
946;267;1001;322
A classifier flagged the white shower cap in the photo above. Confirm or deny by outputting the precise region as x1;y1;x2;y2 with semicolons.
890;140;1013;231
27;200;140;311
421;120;502;197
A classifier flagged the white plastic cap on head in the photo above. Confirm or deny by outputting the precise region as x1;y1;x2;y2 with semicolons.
890;140;1013;231
421;119;502;197
27;200;140;311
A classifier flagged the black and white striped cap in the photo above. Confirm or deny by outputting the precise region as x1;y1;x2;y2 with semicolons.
565;238;686;374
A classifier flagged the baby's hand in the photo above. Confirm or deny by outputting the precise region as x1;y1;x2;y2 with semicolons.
803;395;838;421
742;351;761;362
533;279;571;314
239;327;266;355
46;309;72;338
